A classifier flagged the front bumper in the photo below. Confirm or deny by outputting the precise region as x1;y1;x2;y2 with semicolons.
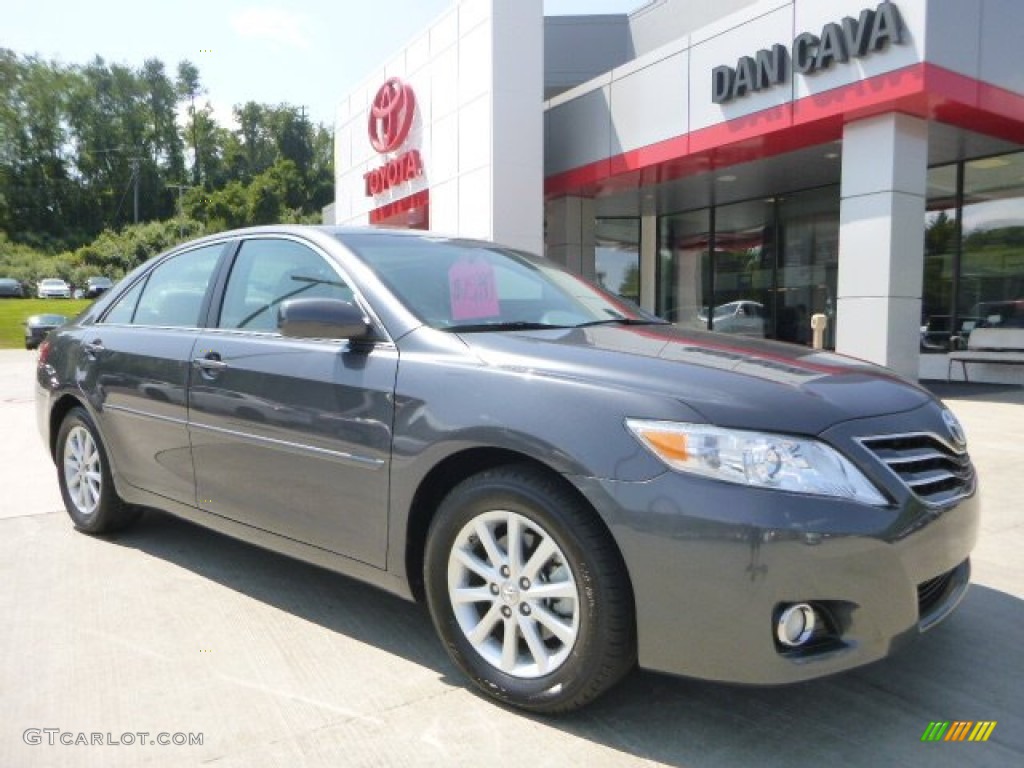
575;470;978;684
571;403;980;685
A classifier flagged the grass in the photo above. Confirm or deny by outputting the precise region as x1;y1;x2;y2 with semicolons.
0;298;94;349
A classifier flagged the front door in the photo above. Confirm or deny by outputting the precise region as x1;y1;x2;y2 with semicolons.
187;236;396;568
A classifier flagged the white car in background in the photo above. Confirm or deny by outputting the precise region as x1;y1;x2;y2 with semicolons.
37;278;71;299
698;300;766;336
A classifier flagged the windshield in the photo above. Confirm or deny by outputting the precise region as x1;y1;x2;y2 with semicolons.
336;233;663;331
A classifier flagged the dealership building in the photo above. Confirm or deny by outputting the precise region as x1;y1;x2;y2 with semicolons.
331;0;1024;382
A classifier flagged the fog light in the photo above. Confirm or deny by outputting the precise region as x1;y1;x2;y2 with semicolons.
777;603;816;647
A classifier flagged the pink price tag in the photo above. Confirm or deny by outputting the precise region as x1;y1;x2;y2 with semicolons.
448;260;499;320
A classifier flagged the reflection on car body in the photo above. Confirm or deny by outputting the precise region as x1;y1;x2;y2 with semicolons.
35;225;978;713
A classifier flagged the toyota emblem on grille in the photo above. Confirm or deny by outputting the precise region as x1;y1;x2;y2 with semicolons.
368;78;416;153
942;409;966;447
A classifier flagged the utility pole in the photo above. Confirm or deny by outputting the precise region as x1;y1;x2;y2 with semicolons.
131;158;140;224
89;145;141;226
168;184;191;239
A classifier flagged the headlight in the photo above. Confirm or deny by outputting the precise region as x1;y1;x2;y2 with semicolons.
625;420;887;506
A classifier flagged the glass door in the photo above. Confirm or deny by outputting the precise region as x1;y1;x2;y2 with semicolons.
775;187;839;348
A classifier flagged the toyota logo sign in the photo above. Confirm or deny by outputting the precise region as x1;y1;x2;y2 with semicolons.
368;78;416;153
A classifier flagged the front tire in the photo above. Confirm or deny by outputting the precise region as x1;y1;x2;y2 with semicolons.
425;466;635;713
56;407;140;534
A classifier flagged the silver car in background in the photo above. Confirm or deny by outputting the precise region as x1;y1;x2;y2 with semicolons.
37;278;71;299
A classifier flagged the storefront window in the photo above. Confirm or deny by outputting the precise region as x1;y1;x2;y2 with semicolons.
656;186;839;346
923;164;959;352
713;200;774;339
922;151;1024;352
594;218;640;304
959;152;1024;329
658;209;710;330
777;188;839;347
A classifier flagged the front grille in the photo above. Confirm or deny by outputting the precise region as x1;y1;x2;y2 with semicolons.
860;433;973;506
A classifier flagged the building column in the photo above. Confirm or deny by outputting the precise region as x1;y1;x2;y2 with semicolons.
544;196;596;280
836;114;928;380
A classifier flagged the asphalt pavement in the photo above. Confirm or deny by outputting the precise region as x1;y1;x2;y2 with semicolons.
1;348;1022;767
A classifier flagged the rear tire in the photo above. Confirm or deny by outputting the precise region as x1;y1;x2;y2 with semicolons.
56;407;140;534
424;465;635;713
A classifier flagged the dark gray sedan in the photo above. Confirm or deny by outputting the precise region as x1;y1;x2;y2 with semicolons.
0;277;24;298
35;226;978;713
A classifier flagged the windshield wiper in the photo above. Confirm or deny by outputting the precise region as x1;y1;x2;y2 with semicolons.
574;317;669;328
443;321;570;333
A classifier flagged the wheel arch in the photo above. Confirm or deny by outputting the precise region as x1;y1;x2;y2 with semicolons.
47;393;89;461
403;447;634;608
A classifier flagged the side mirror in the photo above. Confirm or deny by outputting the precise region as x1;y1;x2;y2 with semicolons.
278;298;378;345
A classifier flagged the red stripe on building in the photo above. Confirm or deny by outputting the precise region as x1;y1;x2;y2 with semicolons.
368;189;430;226
545;64;1024;199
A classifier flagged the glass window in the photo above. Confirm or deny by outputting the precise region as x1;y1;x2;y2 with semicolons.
595;218;640;304
922;164;959;352
104;244;222;327
218;238;355;332
657;186;839;346
658;209;710;330
776;187;839;347
711;200;773;339
101;279;145;325
959;152;1024;329
337;233;652;330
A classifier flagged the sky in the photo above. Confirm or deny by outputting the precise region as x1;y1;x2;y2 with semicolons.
4;0;645;128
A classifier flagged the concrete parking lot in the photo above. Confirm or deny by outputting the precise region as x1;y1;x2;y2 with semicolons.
1;348;1022;767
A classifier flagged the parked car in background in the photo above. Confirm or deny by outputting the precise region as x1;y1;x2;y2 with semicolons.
24;313;67;350
84;276;114;299
0;277;24;298
37;278;71;299
920;315;981;352
36;226;978;713
970;299;1024;329
697;300;767;336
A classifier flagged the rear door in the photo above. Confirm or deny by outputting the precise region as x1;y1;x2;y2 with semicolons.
187;235;397;567
84;242;227;504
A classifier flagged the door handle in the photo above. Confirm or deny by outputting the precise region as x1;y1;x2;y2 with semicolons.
192;353;228;377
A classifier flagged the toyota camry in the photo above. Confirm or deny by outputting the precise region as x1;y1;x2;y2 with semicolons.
35;226;978;713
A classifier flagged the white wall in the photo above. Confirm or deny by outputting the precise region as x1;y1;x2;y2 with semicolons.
334;0;543;254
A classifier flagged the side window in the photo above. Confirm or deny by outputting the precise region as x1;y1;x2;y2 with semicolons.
103;244;223;327
101;279;145;325
218;238;355;332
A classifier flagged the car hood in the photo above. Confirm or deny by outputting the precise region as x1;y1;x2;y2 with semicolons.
455;324;932;435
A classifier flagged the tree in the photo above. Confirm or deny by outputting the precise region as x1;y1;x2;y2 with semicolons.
176;60;202;186
142;58;185;185
1;50;334;257
926;210;956;256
